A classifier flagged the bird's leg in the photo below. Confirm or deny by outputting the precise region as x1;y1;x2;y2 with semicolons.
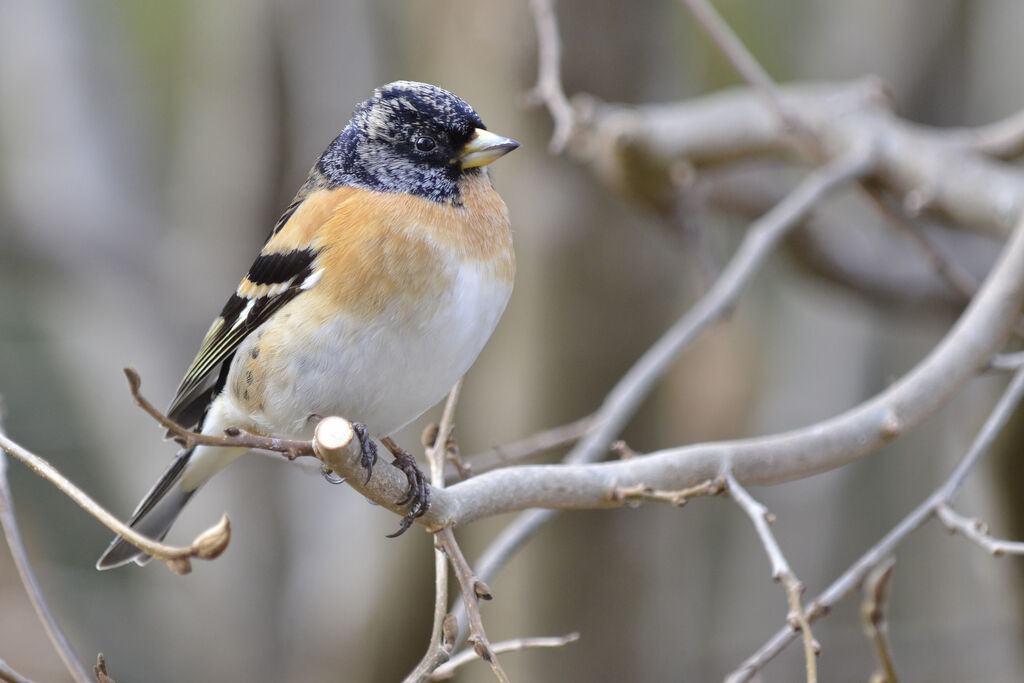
381;436;430;537
351;422;379;483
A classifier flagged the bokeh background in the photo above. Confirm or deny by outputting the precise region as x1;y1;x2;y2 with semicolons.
2;0;1023;681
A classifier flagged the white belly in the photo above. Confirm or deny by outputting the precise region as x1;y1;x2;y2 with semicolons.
231;263;511;439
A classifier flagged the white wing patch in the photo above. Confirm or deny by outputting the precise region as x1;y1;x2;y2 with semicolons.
300;268;325;291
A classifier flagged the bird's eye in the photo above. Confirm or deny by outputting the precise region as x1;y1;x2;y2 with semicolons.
414;136;436;152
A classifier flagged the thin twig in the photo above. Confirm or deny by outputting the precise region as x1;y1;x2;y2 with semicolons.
988;350;1024;371
454;414;593;482
679;0;977;308
861;559;899;683
406;383;463;682
935;363;1024;501
0;657;33;683
428;632;580;680
950;107;1024;159
728;363;1024;680
527;0;575;152
610;478;725;507
869;191;979;301
0;403;90;682
0;421;229;576
93;654;115;683
725;471;818;683
435;527;509;682
123;368;313;458
677;0;801;138
936;504;1024;556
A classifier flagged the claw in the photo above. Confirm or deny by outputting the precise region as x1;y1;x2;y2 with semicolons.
385;447;430;537
320;465;346;485
351;422;378;484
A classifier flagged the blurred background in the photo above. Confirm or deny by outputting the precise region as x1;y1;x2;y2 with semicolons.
1;0;1023;681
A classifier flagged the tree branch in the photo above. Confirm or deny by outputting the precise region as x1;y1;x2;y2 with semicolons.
728;356;1024;680
427;632;579;680
572;80;1024;239
123;368;313;459
949;107;1024;159
0;657;33;683
677;0;795;132
935;504;1024;557
526;0;574;152
406;383;462;682
439;148;872;649
860;559;899;683
424;206;1024;527
0;407;92;682
452;414;593;482
0;424;230;576
724;471;818;683
435;527;508;682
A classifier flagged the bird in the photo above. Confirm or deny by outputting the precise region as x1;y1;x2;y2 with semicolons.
97;81;519;569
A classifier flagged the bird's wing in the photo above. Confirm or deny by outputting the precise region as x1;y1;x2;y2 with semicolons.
165;182;357;427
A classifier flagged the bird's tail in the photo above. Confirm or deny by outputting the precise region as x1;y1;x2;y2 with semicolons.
96;447;197;570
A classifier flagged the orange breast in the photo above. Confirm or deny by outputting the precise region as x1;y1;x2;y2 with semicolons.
294;173;514;321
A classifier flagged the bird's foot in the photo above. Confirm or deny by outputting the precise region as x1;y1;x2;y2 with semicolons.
320;464;346;485
351;422;379;484
382;438;430;538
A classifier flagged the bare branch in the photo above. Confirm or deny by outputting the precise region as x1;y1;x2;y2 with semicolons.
678;0;982;305
860;559;899;683
455;414;593;481
0;408;91;682
725;472;818;683
435;527;508;682
728;362;1024;680
989;350;1024;371
949;107;1024;159
575;81;1023;239
439;150;874;648
428;632;580;680
406;383;463;682
610;478;725;507
0;423;230;576
124;368;313;459
427;206;1024;528
677;0;794;132
526;0;574;152
0;657;33;683
936;505;1024;557
869;192;979;301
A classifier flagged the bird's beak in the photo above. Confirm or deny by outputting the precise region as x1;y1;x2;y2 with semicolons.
460;128;520;168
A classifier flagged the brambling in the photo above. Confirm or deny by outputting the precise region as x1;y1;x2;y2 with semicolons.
97;81;518;569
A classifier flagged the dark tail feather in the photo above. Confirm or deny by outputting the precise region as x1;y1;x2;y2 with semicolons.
96;448;197;570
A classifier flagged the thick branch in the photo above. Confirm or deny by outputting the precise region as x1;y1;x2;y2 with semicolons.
422;207;1024;527
574;80;1024;238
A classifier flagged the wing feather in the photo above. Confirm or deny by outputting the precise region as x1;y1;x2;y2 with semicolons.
164;180;336;426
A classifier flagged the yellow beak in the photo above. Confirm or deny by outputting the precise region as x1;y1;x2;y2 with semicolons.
460;128;520;169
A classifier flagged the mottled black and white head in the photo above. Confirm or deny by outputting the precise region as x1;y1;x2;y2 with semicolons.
317;81;519;203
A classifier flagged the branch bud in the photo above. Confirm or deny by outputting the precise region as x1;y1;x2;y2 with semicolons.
192;514;231;560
